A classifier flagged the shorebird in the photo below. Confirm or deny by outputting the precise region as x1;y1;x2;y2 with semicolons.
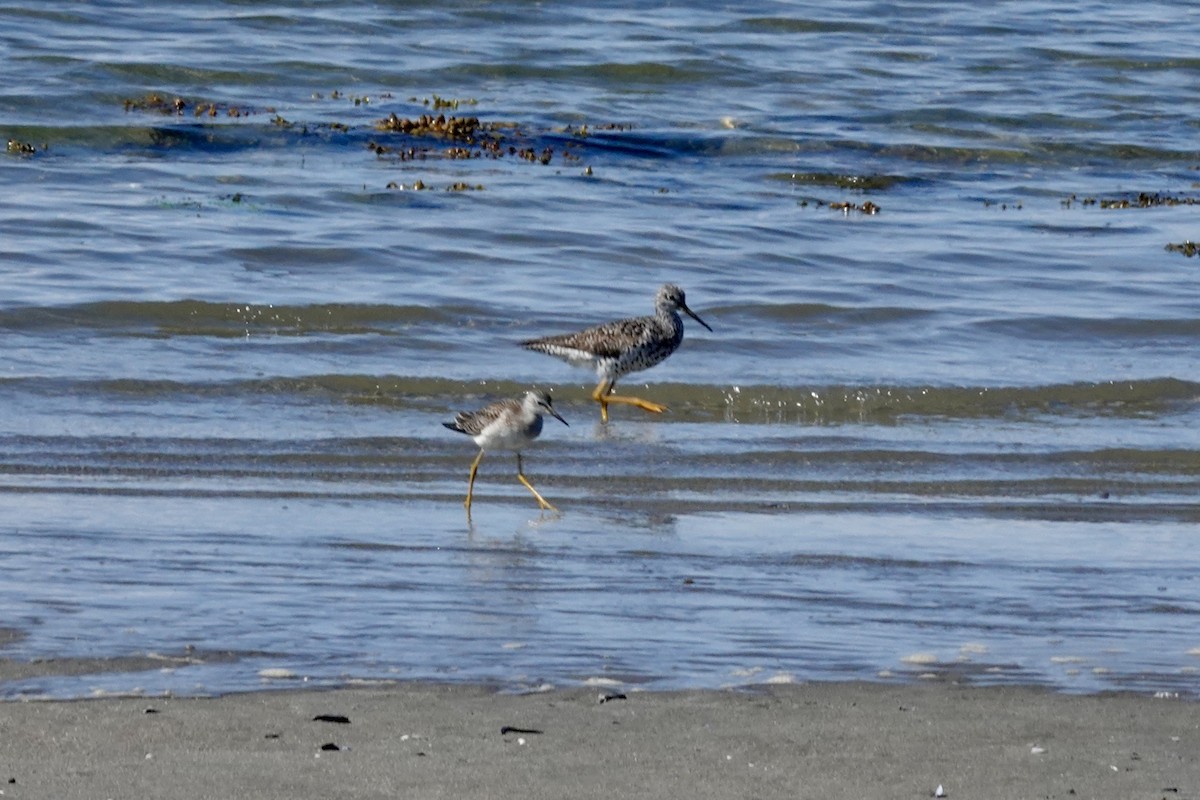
521;283;712;422
443;390;568;516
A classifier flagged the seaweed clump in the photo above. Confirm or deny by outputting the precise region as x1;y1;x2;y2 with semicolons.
384;179;485;192
829;200;881;215
122;93;260;118
374;113;487;141
1062;192;1200;209
6;139;41;156
370;112;542;163
123;93;188;114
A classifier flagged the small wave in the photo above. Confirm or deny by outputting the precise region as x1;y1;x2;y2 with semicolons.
1;374;1194;423
711;378;1200;423
715;301;929;326
736;16;885;35
1028;48;1200;72
973;315;1200;340
0;300;457;337
767;172;909;191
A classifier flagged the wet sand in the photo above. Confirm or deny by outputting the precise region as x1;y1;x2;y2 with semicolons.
0;677;1194;799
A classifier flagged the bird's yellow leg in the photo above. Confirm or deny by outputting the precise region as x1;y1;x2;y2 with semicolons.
464;448;485;514
591;378;668;419
590;380;611;423
606;394;669;414
516;454;557;512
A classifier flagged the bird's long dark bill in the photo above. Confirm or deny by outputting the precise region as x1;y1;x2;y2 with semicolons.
683;304;713;331
549;408;569;426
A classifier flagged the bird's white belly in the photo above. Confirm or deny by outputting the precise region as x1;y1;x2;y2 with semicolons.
478;419;537;451
549;346;606;371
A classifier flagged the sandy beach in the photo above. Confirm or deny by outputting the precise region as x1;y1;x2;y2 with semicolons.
1;677;1194;800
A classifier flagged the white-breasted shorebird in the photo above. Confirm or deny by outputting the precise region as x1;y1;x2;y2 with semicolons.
443;390;568;516
521;284;711;422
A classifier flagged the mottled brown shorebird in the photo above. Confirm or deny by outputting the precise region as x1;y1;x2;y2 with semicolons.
521;284;712;422
443;390;568;516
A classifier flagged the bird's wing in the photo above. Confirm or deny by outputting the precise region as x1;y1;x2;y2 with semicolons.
446;398;515;436
524;316;653;359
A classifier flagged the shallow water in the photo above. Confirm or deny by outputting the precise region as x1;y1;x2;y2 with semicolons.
1;1;1198;699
